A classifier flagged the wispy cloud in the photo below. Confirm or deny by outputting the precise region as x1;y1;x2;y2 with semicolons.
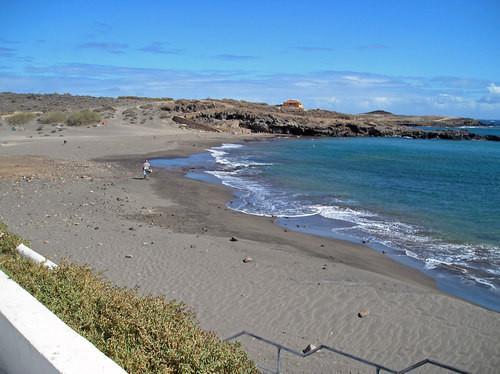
85;21;113;38
0;46;34;64
478;83;500;104
17;56;34;63
93;21;112;33
428;76;488;91
295;46;334;52
357;44;390;50
213;54;258;61
0;47;16;57
488;83;500;94
78;42;128;54
435;93;466;104
139;42;182;55
340;74;399;86
478;95;500;104
0;38;19;45
23;63;241;81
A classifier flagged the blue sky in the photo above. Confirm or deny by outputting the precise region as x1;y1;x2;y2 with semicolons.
1;0;500;117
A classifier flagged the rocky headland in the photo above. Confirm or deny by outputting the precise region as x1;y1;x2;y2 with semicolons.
1;92;498;141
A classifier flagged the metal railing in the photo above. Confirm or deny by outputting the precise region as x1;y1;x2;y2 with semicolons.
226;330;470;374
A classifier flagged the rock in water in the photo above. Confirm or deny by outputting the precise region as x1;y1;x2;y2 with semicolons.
358;309;370;318
230;236;238;242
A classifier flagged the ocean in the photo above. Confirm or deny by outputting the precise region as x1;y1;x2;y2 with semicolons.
152;124;500;312
417;119;500;137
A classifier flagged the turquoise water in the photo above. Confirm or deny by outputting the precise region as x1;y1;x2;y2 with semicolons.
418;119;500;137
153;135;500;311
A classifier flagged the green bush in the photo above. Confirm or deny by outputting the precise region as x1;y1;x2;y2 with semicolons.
0;223;26;255
0;223;256;374
66;110;101;126
6;112;35;126
38;111;67;124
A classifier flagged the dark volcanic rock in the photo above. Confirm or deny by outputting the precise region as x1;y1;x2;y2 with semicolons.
483;135;500;141
190;107;488;140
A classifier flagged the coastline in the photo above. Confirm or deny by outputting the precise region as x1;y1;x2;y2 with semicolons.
140;155;437;290
148;137;499;312
189;138;500;312
110;136;439;289
1;123;500;372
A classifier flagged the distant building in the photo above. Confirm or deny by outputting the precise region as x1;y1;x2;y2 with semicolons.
282;99;304;110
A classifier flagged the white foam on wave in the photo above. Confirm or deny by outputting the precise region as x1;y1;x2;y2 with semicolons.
206;169;317;218
207;144;273;169
206;170;266;193
312;204;500;289
206;143;310;217
218;143;244;149
314;204;417;239
314;205;378;220
458;126;494;129
424;257;453;270
469;275;498;289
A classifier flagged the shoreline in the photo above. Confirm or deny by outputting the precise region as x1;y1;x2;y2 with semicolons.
125;147;437;291
165;137;500;312
104;135;439;291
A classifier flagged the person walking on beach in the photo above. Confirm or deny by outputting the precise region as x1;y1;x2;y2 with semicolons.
143;159;152;179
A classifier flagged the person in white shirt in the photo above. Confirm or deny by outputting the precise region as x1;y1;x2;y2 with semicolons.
143;160;152;179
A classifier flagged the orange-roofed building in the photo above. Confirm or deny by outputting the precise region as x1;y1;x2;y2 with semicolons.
282;99;304;110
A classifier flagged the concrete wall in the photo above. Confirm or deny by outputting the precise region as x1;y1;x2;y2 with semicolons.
0;270;127;374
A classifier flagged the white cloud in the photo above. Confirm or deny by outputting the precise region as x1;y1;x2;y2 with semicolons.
372;96;392;104
341;75;390;86
435;94;466;104
488;83;500;94
293;80;326;88
2;63;500;117
316;96;339;104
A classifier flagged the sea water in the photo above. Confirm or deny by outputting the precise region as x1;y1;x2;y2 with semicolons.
418;119;500;137
152;131;500;311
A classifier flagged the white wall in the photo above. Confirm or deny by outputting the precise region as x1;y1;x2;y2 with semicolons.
0;270;127;374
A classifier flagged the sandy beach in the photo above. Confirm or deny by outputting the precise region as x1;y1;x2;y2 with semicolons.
1;111;499;373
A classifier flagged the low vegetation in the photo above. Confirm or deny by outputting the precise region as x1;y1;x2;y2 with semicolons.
0;223;256;373
66;110;101;126
118;96;173;101
0;223;27;255
38;111;67;124
6;112;35;125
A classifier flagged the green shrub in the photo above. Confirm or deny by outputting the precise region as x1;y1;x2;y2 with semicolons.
66;110;101;126
6;112;35;125
38;111;67;124
0;223;26;255
0;224;256;374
